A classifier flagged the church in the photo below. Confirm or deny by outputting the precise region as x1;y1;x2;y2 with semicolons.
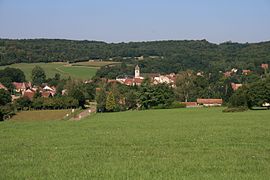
116;65;144;86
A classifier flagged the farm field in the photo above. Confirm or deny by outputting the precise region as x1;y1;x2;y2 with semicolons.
0;62;99;80
71;60;120;67
9;109;72;122
1;108;270;179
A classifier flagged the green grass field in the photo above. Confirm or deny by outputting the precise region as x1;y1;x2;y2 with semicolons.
0;62;97;80
1;108;270;179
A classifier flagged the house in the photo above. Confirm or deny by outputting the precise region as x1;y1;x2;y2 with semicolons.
197;98;223;106
11;95;20;101
0;83;8;91
41;91;52;98
123;78;134;86
153;76;171;84
152;73;176;87
134;78;143;86
107;79;118;84
13;82;32;94
41;85;56;97
231;83;242;91
23;89;35;100
43;85;56;96
242;70;251;75
261;64;269;69
224;71;232;77
196;72;204;77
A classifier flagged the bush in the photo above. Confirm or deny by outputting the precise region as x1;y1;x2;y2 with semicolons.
169;102;186;109
152;102;186;110
222;107;248;113
0;103;16;121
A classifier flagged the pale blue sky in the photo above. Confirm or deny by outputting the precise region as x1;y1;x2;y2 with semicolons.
0;0;269;43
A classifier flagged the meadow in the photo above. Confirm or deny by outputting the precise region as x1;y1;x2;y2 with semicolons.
0;108;270;179
0;61;107;80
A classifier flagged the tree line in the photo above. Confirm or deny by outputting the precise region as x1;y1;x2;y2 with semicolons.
1;39;270;74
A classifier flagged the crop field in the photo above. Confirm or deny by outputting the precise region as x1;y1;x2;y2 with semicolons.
1;108;270;179
71;60;120;67
0;62;98;80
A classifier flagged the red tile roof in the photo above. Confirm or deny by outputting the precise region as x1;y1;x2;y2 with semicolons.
13;82;31;90
124;79;134;86
224;71;232;77
261;64;269;69
231;83;242;91
134;78;143;85
0;83;8;90
242;70;251;75
23;90;35;100
41;91;52;98
197;98;223;105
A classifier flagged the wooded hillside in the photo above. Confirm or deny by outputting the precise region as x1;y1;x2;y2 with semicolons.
1;39;270;73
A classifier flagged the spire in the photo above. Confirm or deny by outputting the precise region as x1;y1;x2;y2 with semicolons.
135;65;140;78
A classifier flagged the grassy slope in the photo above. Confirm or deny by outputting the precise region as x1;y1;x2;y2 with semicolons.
0;62;97;80
0;108;270;179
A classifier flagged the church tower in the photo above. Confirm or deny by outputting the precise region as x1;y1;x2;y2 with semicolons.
135;65;140;78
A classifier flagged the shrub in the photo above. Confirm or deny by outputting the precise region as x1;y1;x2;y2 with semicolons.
169;102;186;109
152;102;186;110
222;107;248;113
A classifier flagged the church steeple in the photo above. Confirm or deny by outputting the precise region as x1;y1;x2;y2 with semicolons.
135;65;140;78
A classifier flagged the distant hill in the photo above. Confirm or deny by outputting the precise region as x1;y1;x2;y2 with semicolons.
1;39;270;73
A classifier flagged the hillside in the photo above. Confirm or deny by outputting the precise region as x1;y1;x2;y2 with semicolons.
0;62;97;80
1;39;270;73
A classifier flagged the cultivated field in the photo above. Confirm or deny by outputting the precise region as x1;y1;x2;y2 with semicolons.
0;62;98;80
71;60;120;67
1;108;270;179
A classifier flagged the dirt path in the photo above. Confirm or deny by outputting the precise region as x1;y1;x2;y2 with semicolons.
72;107;96;121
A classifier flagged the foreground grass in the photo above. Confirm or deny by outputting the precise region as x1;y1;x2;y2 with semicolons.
1;108;270;179
0;62;97;80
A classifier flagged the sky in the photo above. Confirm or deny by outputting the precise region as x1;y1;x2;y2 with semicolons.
0;0;270;43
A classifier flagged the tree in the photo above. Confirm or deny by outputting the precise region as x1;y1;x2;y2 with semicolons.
0;89;11;106
175;70;196;102
81;82;96;101
54;73;61;81
69;88;86;108
0;104;15;121
31;66;46;86
246;79;270;108
96;88;106;112
0;67;26;82
106;92;116;112
138;82;174;109
229;87;248;108
15;96;32;110
125;90;138;109
0;77;14;91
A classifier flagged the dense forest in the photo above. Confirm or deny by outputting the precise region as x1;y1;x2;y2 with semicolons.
1;39;270;74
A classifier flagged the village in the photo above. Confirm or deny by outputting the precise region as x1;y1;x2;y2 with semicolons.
1;63;269;110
